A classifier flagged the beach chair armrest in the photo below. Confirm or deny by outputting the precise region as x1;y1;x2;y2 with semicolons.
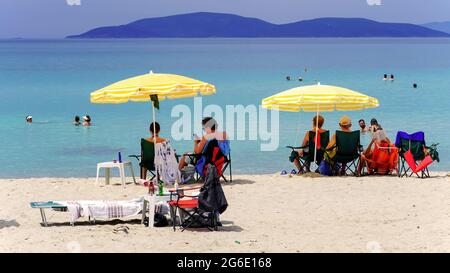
168;185;202;192
325;146;335;152
286;146;305;150
129;154;141;162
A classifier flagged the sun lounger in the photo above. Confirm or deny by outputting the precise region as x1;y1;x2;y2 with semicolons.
30;198;144;227
30;201;70;227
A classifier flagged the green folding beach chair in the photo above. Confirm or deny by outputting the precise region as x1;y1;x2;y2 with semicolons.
129;138;156;180
327;130;362;176
287;130;330;173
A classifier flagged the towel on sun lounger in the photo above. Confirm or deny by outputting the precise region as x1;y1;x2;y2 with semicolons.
56;197;144;224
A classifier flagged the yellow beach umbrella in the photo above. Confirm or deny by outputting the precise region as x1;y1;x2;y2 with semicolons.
90;71;215;103
262;83;379;167
91;71;216;192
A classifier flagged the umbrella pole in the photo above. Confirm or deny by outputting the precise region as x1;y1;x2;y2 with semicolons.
313;105;319;171
151;100;159;194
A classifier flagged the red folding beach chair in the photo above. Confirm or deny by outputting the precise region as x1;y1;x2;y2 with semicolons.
404;150;434;176
168;187;218;232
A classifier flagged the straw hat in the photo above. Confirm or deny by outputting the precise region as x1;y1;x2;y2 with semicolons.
339;115;352;127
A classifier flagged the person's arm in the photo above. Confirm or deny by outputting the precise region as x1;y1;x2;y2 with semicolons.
326;134;336;150
194;136;207;154
301;131;309;147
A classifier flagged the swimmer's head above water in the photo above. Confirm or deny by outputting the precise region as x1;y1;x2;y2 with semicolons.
26;115;32;123
82;115;92;126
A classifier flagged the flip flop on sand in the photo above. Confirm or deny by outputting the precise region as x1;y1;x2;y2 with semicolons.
290;169;297;175
113;226;129;234
280;170;288;176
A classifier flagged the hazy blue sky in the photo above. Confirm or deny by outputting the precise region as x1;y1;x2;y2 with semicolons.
1;0;450;38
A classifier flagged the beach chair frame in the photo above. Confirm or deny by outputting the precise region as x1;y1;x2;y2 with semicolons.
396;133;430;179
168;188;218;232
30;202;95;227
185;144;232;183
129;138;159;181
287;130;330;173
327;131;362;176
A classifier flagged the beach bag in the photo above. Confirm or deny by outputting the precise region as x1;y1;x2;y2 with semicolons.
181;165;196;183
319;160;333;176
143;213;169;227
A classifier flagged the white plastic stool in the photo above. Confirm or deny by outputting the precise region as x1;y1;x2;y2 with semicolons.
95;161;136;188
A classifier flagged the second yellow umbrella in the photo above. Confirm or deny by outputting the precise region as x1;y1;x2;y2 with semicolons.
262;83;379;167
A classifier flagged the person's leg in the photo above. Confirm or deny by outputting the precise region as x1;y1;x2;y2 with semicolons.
141;167;147;180
358;155;366;175
293;158;302;172
179;155;188;171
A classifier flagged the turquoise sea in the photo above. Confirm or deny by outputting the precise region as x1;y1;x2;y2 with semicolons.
0;38;449;178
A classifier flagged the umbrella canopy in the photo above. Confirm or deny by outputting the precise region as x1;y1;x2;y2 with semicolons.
90;72;216;103
261;84;379;112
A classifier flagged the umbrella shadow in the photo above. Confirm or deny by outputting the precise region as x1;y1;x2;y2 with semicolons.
223;179;255;186
0;219;20;229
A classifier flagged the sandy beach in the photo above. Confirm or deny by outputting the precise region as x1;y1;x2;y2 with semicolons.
1;173;450;253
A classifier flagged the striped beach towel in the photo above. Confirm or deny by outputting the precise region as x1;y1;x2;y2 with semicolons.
57;197;144;224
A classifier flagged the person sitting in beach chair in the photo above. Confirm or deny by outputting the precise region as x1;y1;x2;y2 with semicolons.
395;131;439;178
288;115;329;174
179;117;231;183
359;125;398;175
325;116;363;176
130;122;180;184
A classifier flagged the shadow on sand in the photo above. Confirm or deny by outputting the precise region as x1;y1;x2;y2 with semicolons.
223;179;255;186
43;219;243;232
0;219;20;229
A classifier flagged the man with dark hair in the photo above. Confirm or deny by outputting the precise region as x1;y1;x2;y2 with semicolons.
178;116;228;172
202;117;217;131
358;119;369;133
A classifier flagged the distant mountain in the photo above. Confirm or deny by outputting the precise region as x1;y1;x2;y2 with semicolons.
67;12;450;38
422;22;450;34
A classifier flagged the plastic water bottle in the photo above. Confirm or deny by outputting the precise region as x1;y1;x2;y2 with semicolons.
158;181;163;196
118;152;122;163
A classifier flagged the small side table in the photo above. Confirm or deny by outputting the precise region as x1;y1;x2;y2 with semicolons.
141;193;172;228
95;161;137;188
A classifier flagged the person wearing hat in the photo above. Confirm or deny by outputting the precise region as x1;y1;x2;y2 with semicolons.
326;115;353;150
82;115;92;126
26;116;33;123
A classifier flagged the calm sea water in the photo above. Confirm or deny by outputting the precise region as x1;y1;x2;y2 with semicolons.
0;38;449;178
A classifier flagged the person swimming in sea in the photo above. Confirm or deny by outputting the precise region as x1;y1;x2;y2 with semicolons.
413;83;418;89
383;74;388;81
298;76;303;82
82;115;92;126
73;115;81;126
390;74;395;81
26;115;32;123
286;76;291;81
